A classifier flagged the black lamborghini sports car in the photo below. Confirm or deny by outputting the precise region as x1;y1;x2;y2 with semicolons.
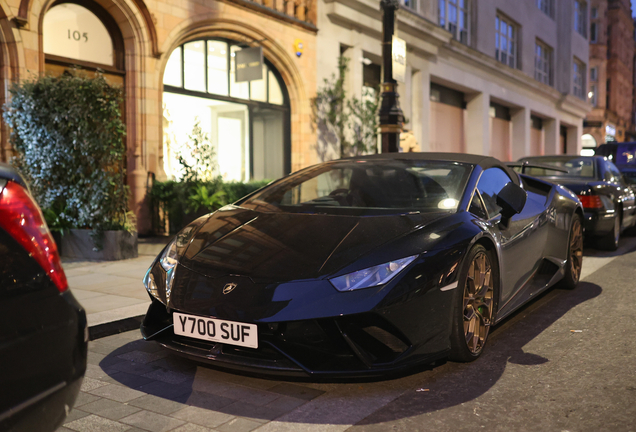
141;153;583;377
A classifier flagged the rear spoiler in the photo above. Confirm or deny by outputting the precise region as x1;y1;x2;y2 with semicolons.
505;161;569;175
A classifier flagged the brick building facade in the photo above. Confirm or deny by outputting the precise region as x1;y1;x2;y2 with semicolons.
584;0;635;146
0;0;318;233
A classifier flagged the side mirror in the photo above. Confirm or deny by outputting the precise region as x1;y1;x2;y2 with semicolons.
496;182;527;228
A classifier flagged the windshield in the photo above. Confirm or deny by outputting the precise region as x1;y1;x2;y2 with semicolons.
521;157;596;179
241;160;473;215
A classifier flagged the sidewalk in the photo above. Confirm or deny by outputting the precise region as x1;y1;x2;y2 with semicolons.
63;237;170;336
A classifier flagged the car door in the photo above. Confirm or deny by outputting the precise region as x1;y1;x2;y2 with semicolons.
475;167;547;311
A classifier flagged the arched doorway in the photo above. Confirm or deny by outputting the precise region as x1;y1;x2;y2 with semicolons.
42;1;125;86
162;39;291;182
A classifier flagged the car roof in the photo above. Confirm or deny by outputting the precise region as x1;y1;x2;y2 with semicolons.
520;155;605;161
337;152;519;184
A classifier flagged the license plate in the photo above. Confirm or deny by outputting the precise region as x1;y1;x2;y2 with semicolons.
173;312;258;349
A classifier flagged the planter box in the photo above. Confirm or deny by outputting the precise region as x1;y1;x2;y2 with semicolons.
61;229;138;261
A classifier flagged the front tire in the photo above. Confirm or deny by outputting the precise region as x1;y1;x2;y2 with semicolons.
560;213;583;289
449;244;497;362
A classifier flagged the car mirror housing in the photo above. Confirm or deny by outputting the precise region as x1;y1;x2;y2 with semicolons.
497;182;527;227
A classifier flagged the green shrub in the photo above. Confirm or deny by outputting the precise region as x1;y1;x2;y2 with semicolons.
149;179;270;234
3;71;128;249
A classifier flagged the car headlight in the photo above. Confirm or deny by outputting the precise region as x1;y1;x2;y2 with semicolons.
329;255;418;292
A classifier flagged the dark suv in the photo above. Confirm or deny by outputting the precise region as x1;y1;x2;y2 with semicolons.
595;142;636;188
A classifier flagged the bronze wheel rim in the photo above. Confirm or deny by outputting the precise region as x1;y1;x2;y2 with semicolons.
463;252;494;355
570;217;583;282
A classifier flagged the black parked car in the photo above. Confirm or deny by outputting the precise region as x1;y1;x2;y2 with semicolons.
0;163;87;432
141;153;583;377
595;142;636;188
518;155;636;250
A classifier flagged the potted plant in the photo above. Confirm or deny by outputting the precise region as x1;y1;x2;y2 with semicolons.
3;70;137;260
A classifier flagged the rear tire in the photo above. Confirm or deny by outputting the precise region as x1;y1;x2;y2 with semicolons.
560;213;583;290
597;210;620;251
449;245;498;362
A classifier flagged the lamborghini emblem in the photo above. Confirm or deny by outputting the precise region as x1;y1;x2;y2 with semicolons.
223;283;237;294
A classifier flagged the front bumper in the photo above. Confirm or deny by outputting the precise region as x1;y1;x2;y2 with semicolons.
141;298;448;378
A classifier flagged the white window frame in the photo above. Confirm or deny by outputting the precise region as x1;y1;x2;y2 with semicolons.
438;0;470;45
573;58;586;99
535;40;552;86
574;0;587;37
496;14;518;69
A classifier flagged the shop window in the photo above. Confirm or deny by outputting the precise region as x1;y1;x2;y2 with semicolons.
163;39;290;182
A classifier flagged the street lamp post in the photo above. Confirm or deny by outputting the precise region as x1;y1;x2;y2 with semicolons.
379;0;404;153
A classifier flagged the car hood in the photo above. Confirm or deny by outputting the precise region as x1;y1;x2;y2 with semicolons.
179;206;447;283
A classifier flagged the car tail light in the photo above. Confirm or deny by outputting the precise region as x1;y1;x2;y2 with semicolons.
0;181;68;292
577;195;604;209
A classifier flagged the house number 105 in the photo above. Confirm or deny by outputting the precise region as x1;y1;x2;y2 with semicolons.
68;30;88;42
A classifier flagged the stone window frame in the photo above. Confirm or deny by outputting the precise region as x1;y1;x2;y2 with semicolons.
495;14;518;69
534;39;552;87
438;0;470;45
536;0;554;19
574;0;587;37
572;57;586;100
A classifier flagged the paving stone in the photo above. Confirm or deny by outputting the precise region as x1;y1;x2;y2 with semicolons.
62;408;90;424
111;360;159;376
192;380;278;406
81;377;110;392
267;383;325;401
142;368;193;385
215;416;263;432
79;398;142;420
64;414;130;432
134;380;192;400
170;423;213;432
88;384;146;402
84;364;119;380
182;390;235;411
218;401;285;422
170;405;235;429
263;395;306;413
104;371;157;389
127;394;187;415
73;391;102;408
117;350;169;364
120;410;186;432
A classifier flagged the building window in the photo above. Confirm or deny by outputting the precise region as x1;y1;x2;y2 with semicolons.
573;58;586;99
574;1;587;37
537;0;553;18
590;66;597;81
496;15;517;69
401;0;418;11
590;22;597;42
438;0;470;44
591;7;597;18
163;39;290;182
589;83;597;106
535;40;552;86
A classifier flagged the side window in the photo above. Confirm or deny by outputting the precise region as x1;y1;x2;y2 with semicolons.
476;167;514;218
469;191;488;219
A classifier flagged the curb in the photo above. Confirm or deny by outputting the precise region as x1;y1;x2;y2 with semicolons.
89;315;145;341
